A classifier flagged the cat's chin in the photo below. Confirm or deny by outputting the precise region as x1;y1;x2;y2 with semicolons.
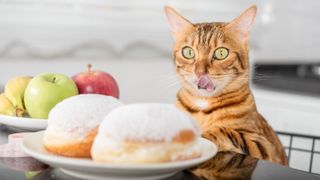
183;86;217;97
196;89;218;97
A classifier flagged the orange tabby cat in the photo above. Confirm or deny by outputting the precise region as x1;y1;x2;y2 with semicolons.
165;5;288;166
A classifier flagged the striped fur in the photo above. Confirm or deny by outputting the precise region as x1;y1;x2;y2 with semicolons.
165;5;288;173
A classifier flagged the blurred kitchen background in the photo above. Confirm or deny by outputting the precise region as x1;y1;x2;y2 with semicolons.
0;0;319;174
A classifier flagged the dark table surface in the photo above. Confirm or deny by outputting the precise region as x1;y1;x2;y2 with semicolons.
0;125;320;180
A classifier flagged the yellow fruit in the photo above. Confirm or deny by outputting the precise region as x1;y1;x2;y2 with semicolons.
4;76;32;116
0;93;16;116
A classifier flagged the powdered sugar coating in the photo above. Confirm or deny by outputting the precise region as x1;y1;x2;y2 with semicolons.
99;103;201;142
46;94;123;140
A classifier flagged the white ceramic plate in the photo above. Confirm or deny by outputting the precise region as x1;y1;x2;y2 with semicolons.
0;114;47;131
22;131;217;180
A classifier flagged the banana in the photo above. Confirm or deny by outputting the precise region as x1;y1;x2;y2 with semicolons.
0;93;16;116
4;76;32;116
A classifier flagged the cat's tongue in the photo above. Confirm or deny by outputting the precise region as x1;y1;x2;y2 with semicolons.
197;75;214;91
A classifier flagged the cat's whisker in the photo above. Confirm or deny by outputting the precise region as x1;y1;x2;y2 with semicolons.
155;74;180;87
155;74;181;90
164;80;180;89
163;77;180;84
212;71;247;77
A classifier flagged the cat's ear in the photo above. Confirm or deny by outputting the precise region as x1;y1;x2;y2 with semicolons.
165;6;194;41
224;5;257;43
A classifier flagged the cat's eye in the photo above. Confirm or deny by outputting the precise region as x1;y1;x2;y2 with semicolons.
213;47;229;60
182;46;195;59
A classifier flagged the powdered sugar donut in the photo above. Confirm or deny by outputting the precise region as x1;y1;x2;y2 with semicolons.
91;103;202;163
43;94;122;158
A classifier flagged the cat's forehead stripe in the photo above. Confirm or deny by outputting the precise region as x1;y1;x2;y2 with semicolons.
188;23;225;48
198;25;208;45
206;29;214;45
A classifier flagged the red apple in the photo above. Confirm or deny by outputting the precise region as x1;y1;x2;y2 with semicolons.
72;64;119;98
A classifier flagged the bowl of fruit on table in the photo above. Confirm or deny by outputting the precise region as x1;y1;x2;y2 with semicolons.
0;64;119;131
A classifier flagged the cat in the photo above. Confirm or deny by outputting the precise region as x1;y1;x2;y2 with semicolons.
164;5;288;166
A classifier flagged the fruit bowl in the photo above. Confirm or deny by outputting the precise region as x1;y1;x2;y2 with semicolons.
0;114;47;131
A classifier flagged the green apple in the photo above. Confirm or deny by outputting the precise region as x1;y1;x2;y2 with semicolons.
24;73;78;119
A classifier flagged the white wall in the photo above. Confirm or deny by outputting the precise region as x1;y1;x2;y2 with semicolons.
0;0;319;62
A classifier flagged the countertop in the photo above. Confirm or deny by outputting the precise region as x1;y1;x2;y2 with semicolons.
0;125;320;180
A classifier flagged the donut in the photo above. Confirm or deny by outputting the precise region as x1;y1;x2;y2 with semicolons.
91;103;201;163
43;94;122;158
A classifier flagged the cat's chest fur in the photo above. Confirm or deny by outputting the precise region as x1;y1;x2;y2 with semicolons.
189;99;222;131
194;99;209;110
188;97;242;132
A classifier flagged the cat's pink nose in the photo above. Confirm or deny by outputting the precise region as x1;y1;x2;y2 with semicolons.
196;72;207;78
